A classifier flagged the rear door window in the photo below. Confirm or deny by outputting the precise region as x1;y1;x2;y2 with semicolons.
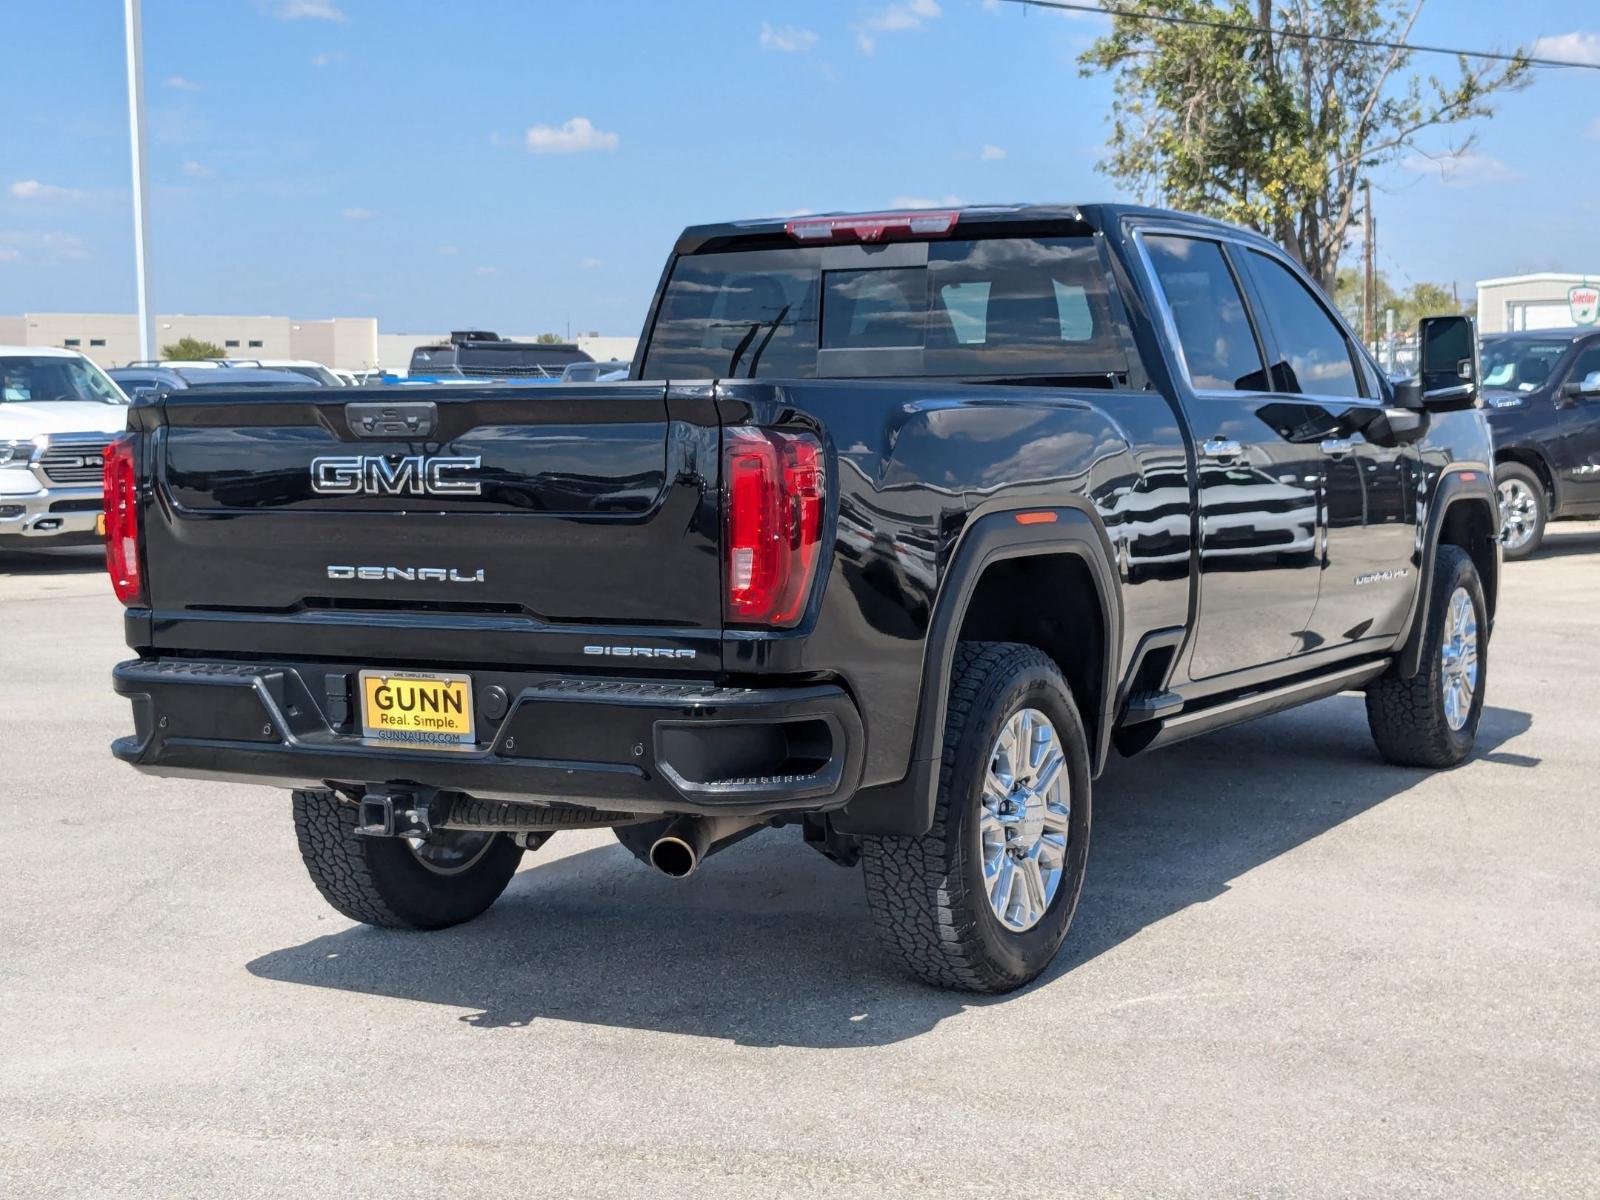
1141;235;1267;392
1243;251;1363;398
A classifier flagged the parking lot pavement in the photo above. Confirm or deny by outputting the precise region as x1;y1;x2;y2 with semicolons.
2;527;1597;1200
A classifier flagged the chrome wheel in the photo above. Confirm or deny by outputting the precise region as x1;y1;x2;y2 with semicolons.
1497;478;1538;552
406;828;496;876
1439;586;1479;732
978;707;1070;933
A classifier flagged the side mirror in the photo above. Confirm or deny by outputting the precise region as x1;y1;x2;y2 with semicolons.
1559;371;1600;404
1410;314;1480;411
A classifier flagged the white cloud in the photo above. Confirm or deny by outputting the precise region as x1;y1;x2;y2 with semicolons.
437;244;459;255
0;230;89;263
760;22;818;52
1402;151;1523;187
341;206;373;219
7;179;83;203
311;50;347;66
180;160;215;178
854;0;941;54
164;74;202;91
1530;31;1600;65
524;116;619;154
772;207;816;218
1589;117;1600;141
980;144;1007;160
268;0;346;20
473;265;499;277
889;193;962;208
579;257;603;269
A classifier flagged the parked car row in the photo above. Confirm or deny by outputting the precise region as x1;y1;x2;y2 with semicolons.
5;310;1598;563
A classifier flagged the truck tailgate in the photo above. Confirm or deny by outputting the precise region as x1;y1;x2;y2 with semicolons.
138;384;723;667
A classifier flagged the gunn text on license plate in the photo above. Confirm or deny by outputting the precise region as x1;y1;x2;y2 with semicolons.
359;670;475;749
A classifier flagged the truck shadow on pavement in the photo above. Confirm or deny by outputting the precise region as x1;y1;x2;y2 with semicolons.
1530;524;1600;560
246;696;1533;1048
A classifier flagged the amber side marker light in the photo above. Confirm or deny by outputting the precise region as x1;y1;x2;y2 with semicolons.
1014;511;1058;525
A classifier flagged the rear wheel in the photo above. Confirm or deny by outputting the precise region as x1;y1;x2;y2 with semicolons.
1495;461;1546;560
859;642;1092;993
1365;545;1487;768
291;789;523;929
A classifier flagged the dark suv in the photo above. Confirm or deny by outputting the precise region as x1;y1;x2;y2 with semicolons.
1482;329;1600;557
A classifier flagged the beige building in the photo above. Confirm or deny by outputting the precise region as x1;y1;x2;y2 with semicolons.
0;312;637;375
0;312;379;370
1475;274;1600;334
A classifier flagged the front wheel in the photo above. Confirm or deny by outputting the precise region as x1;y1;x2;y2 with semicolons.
1495;462;1546;560
1365;545;1487;768
291;789;523;929
859;642;1092;993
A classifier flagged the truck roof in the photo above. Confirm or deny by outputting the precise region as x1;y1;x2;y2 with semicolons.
0;344;83;359
673;202;1266;255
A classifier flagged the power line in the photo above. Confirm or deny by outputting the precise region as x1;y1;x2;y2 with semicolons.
993;0;1600;72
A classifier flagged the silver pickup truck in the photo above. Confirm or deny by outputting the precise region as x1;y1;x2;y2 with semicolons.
0;346;129;550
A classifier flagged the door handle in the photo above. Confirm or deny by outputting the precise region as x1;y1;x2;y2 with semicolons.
1201;437;1243;462
1320;437;1355;458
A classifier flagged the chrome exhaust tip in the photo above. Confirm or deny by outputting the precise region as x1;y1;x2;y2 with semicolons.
648;834;701;878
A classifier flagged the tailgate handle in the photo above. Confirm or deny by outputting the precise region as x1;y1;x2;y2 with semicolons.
345;401;438;440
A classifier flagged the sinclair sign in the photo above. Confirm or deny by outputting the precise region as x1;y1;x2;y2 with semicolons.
1572;284;1600;327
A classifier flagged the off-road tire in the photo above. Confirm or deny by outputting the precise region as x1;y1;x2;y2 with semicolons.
291;789;523;929
1365;545;1487;768
1495;461;1546;561
859;641;1092;993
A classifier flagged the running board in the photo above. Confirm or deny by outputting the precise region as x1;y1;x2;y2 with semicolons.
1120;660;1390;754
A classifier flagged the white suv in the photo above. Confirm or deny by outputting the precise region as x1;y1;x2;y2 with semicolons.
0;346;129;551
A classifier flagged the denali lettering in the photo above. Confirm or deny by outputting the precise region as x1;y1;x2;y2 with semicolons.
1354;568;1410;586
310;454;482;496
583;645;696;659
327;565;485;583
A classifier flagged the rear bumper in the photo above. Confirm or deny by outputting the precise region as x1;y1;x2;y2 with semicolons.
111;658;865;819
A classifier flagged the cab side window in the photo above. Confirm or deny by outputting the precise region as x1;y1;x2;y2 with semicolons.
1142;235;1266;392
1245;251;1363;398
1569;343;1600;390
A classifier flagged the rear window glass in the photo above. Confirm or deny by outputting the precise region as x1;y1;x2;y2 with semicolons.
640;237;1128;380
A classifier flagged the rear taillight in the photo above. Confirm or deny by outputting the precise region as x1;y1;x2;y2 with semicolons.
103;432;144;605
725;428;825;627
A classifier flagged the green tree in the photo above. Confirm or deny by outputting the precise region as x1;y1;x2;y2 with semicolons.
1081;1;1528;286
160;336;225;361
534;332;564;344
1392;280;1460;327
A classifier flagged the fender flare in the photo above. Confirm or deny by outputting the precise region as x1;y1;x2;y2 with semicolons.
1394;469;1500;679
833;506;1123;836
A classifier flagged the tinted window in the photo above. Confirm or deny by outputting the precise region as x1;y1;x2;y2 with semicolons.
923;238;1126;375
1;355;127;404
823;268;925;348
642;237;1126;379
1481;339;1568;391
1246;251;1361;398
1143;236;1265;391
1566;343;1600;389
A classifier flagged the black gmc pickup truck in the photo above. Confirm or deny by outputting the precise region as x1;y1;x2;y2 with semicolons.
108;204;1500;993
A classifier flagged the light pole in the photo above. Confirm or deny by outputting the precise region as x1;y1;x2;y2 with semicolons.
124;0;154;361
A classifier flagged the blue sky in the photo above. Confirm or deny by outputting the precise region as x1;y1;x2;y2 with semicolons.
2;0;1597;335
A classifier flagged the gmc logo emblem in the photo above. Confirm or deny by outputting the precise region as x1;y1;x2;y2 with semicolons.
310;454;482;496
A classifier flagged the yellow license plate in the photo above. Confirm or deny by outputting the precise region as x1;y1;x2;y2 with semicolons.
359;670;475;749
96;512;106;536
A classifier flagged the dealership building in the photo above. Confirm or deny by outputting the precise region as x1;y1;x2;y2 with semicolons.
0;312;636;373
1474;273;1600;334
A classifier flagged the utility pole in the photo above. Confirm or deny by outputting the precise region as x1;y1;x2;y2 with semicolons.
124;0;155;361
1362;180;1375;348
